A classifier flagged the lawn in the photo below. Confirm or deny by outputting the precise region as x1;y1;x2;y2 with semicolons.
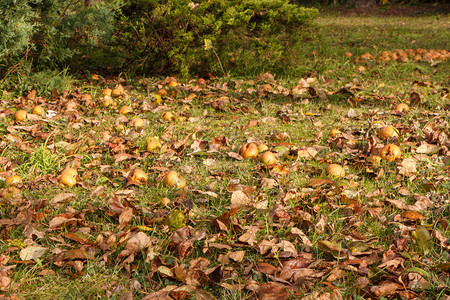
0;5;449;300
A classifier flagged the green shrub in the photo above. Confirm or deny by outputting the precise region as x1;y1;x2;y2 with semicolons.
0;0;122;95
117;0;318;77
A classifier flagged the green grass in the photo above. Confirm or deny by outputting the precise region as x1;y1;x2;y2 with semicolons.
0;7;448;300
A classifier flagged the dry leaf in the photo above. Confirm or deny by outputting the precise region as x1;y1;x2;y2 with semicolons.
20;246;48;261
398;157;417;176
126;232;151;253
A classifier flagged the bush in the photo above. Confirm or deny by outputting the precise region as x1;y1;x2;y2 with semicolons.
0;0;122;95
117;0;318;77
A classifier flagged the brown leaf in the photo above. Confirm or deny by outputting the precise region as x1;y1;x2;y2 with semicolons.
226;152;243;160
0;273;12;291
398;158;417;176
308;178;334;187
119;207;134;227
257;282;289;300
409;92;421;106
126;232;151;254
230;190;251;208
401;211;425;221
256;262;278;275
370;281;401;297
49;192;76;205
238;226;260;246
416;142;439;154
290;227;313;246
19;246;48;261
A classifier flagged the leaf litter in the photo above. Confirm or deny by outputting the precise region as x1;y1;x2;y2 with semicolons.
0;68;449;299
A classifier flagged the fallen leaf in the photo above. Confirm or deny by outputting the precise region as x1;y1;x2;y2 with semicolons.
257;282;289;300
398;158;417;176
416;142;439;154
20;246;48;261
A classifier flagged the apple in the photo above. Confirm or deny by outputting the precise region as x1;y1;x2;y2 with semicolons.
329;128;342;139
260;151;277;165
164;171;186;189
239;143;259;159
119;105;132;115
378;125;398;140
394;103;409;113
103;95;114;107
102;88;112;96
379;144;401;162
161;111;175;121
157;89;168;97
326;164;346;178
5;175;22;187
129;117;144;128
111;88;122;98
161;197;171;206
168;80;178;87
130;169;148;184
58;168;77;188
14;109;27;121
146;137;162;151
32;105;45;115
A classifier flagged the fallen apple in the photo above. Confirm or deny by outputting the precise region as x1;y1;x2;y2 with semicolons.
379;144;401;162
326;164;346;178
164;171;186;189
129;117;144;128
378;125;398;140
58;168;78;188
130;169;148;184
329;128;342;139
146;136;162;151
239;143;259;159
394;103;409;113
161;112;175;121
5;175;22;187
102;88;112;96
260;151;277;165
161;197;171;206
14;109;27;121
111;88;123;98
168;80;178;87
119;105;132;115
32;105;45;116
156;89;168;97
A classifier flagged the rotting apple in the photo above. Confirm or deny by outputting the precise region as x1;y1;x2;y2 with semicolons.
161;112;175;121
379;144;401;162
146;137;162;151
130;169;148;184
394;103;409;113
58;168;77;188
260;151;277;165
329;128;342;139
164;171;186;189
129;117;144;128
102;88;112;96
326;164;346;178
378;125;398;140
119;105;132;115
5;175;22;187
239;143;259;159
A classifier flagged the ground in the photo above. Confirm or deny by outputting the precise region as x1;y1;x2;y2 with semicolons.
0;5;449;300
